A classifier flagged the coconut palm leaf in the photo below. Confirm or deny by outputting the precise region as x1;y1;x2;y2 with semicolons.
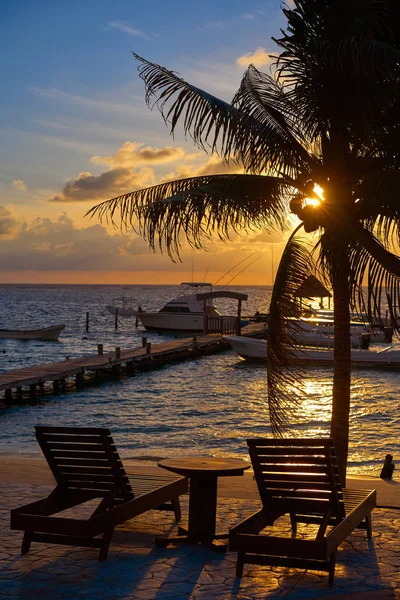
232;65;315;173
346;223;400;328
275;1;400;141
132;53;313;176
266;226;315;433
86;173;292;259
357;170;400;246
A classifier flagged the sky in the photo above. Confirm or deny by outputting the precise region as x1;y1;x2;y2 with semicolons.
0;0;295;285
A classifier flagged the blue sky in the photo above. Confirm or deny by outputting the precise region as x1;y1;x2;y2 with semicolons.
0;1;291;284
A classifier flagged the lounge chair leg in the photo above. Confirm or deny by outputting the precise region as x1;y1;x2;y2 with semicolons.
290;513;297;534
21;532;32;554
172;497;181;522
328;551;337;586
236;553;245;577
99;529;114;561
365;514;372;538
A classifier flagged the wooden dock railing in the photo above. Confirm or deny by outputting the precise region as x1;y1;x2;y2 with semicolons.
203;315;241;335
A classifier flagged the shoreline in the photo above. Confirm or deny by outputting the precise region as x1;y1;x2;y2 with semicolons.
1;455;398;506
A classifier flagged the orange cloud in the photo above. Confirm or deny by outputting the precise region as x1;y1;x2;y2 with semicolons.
236;46;274;68
162;155;243;182
91;141;188;168
0;206;19;235
48;140;204;203
48;167;153;203
11;179;26;191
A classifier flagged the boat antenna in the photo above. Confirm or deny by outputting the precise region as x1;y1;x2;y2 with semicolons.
203;262;210;283
221;255;261;288
212;253;255;287
271;244;275;285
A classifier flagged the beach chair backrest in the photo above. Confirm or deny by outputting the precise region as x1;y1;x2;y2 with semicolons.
35;426;134;501
247;438;345;519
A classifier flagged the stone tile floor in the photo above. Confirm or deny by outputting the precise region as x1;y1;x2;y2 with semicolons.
1;484;400;599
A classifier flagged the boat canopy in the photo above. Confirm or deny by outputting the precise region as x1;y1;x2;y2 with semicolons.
195;291;248;302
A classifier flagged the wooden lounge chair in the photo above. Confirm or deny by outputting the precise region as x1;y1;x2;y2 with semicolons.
10;426;188;560
229;438;376;585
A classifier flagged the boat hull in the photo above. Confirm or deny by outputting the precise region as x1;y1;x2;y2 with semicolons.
0;324;65;341
223;336;400;368
137;312;205;332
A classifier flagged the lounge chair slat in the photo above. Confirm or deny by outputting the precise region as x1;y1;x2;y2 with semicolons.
258;464;328;473
48;450;120;459
247;438;333;447
257;456;328;464
37;426;111;435
252;448;327;455
39;434;109;443
44;443;114;452
53;458;120;467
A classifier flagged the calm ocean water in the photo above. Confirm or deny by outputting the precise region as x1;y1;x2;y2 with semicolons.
0;284;399;476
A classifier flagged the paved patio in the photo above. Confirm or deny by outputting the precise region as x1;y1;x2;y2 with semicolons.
1;482;400;599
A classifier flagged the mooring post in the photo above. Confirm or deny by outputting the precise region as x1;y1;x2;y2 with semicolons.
146;342;151;354
380;454;395;479
97;344;103;355
115;347;121;359
115;308;118;329
142;336;147;347
86;311;89;332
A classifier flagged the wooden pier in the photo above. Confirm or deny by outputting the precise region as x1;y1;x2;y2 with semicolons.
0;323;265;403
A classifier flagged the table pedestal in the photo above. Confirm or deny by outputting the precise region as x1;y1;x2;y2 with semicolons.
155;457;249;553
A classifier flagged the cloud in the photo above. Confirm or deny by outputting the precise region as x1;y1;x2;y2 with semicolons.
161;155;243;182
49;167;153;203
32;87;140;118
236;46;274;69
48;140;204;203
91;142;187;168
11;179;26;191
0;213;156;271
0;211;284;280
0;206;19;235
107;21;152;41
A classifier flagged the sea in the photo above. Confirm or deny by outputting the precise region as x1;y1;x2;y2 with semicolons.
0;283;399;476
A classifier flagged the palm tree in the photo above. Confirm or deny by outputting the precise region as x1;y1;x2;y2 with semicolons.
88;0;400;482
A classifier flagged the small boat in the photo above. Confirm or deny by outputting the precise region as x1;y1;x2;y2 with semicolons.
309;310;393;343
136;282;221;332
224;336;400;368
106;297;136;317
0;324;65;341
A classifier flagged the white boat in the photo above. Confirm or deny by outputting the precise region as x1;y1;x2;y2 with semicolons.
224;336;400;368
136;282;222;332
106;297;136;317
0;324;65;341
309;310;393;342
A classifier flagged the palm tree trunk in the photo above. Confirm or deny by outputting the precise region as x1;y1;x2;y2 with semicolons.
330;253;351;485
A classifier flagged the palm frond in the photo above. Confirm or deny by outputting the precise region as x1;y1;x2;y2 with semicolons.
232;65;315;173
274;1;400;143
266;226;316;434
86;174;292;260
346;223;400;328
357;169;400;246
132;53;313;177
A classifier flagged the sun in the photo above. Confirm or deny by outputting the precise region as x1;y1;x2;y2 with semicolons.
305;183;324;207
